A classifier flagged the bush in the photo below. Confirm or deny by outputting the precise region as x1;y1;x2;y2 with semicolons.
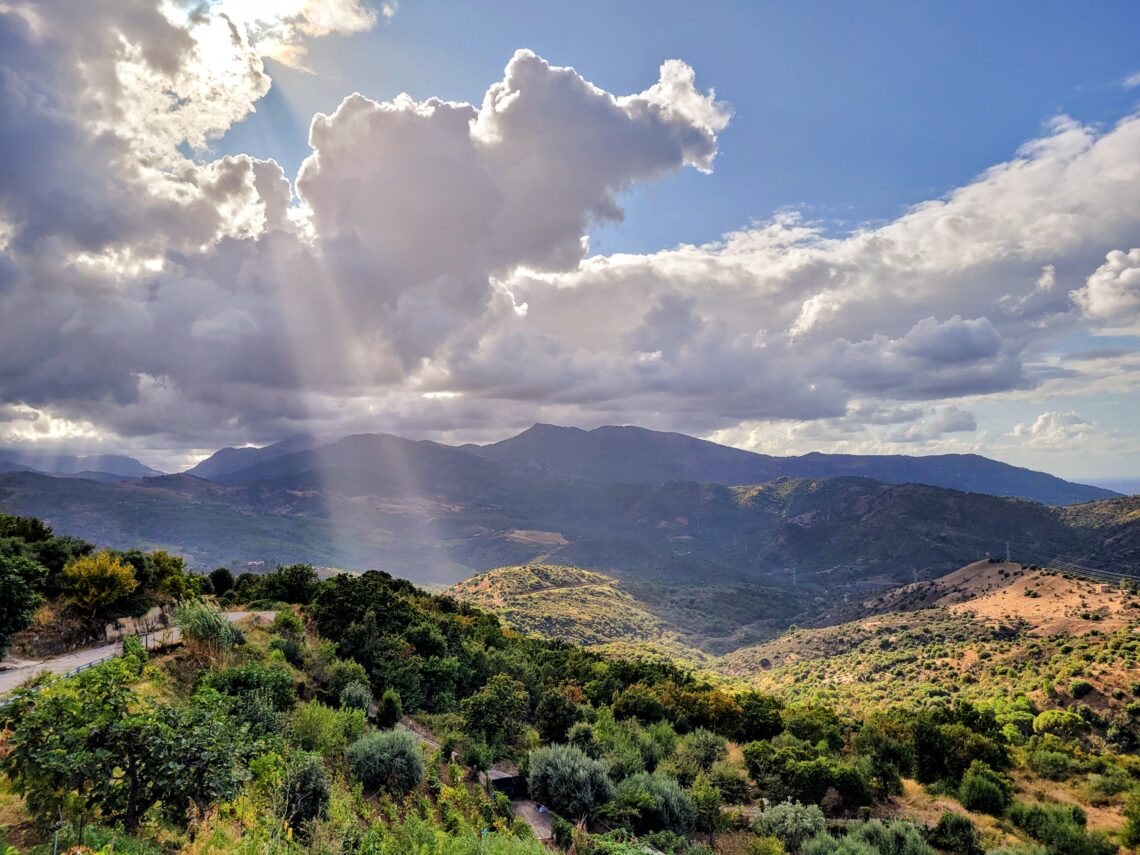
1031;710;1088;740
176;600;241;662
340;680;372;711
65;550;138;616
957;761;1012;815
526;744;615;820
611;771;696;834
709;759;750;803
1069;679;1094;699
928;813;983;855
378;688;403;727
752;800;826;853
551;814;574;850
1008;801;1116;855
1123;787;1140;848
280;754;330;834
678;728;728;772
1027;750;1073;781
462;674;529;748
346;729;425;795
322;658;370;705
289;701;366;759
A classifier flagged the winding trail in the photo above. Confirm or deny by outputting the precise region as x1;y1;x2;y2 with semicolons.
0;610;274;697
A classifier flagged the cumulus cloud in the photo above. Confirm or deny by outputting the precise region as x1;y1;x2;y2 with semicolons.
1072;248;1140;327
1010;411;1096;450
0;1;1138;468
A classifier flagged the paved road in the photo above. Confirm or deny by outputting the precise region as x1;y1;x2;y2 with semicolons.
512;801;553;841
0;610;274;696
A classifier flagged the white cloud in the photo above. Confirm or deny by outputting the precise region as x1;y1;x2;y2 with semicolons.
1010;411;1096;450
0;2;1138;466
1072;248;1140;328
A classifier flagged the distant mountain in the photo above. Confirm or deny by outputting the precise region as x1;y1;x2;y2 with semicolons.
0;450;161;478
183;434;319;480
474;424;1117;505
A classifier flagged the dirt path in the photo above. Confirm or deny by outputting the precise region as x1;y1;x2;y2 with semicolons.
0;610;274;697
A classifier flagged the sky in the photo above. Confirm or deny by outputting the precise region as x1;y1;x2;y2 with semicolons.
0;1;1139;483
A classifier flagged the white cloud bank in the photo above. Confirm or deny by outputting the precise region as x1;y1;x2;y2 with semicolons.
0;1;1138;469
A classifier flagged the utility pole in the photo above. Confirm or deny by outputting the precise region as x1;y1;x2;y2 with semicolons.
1006;540;1011;563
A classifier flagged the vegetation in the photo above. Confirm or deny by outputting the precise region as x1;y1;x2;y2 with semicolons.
0;513;1137;854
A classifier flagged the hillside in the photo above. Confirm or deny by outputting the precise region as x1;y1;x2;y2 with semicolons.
474;423;1118;504
444;564;698;659
721;561;1140;714
2;468;1136;621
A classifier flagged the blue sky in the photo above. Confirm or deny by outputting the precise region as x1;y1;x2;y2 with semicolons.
1;0;1139;482
217;1;1140;256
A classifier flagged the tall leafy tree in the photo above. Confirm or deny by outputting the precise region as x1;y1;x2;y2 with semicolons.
0;553;45;658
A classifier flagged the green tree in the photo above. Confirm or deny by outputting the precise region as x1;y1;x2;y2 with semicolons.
150;550;197;600
536;685;580;743
259;563;320;604
0;658;245;833
527;744;615;820
378;687;403;728
209;566;235;595
280;754;330;838
958;761;1012;816
347;729;425;795
0;553;45;658
690;772;723;844
462;673;529;748
64;550;138;616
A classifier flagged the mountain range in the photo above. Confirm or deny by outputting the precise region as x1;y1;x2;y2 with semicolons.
0;449;162;480
0;425;1133;599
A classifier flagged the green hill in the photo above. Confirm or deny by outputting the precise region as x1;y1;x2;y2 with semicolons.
720;560;1140;715
445;564;712;665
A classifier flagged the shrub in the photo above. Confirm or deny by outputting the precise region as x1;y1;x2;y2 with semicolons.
322;658;370;705
176;600;241;662
462;674;530;748
280;754;330;834
750;837;788;855
752;800;826;853
289;701;366;759
65;551;138;617
346;729;425;795
928;812;983;855
611;771;696;834
551;814;574;850
526;744;615;820
378;688;403;728
1069;679;1094;699
709;759;750;803
1031;710;1088;740
340;680;372;711
1123;787;1140;848
208;567;234;596
678;728;728;771
958;761;1012;815
1027;749;1073;781
1008;801;1116;855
